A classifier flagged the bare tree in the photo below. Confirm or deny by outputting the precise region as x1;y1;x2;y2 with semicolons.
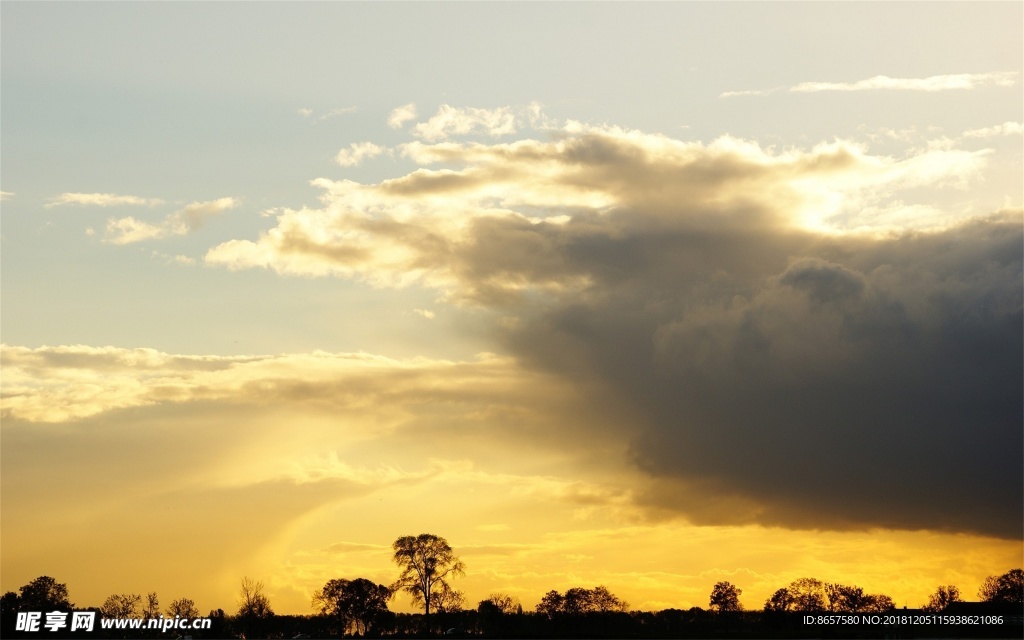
167;598;199;619
483;593;522;615
238;577;273;618
433;586;466;613
390;534;465;622
143;592;160;620
100;593;142;619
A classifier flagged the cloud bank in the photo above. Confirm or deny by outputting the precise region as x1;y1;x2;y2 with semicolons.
205;125;989;300
199;120;1021;539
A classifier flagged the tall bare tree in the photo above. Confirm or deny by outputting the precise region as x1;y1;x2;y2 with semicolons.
143;592;160;620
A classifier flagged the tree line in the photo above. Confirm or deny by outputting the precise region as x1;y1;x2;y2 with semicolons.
2;533;1021;638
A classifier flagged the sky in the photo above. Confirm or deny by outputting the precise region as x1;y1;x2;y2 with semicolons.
1;1;1022;616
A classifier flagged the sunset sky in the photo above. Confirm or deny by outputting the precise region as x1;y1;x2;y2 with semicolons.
2;2;1022;616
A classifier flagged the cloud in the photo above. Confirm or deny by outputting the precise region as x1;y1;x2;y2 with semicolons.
1;191;14;200
105;197;237;244
203;118;1020;538
46;192;164;208
791;72;1018;93
298;106;357;123
719;88;779;98
335;142;386;167
388;102;418;129
722;72;1019;98
406;102;556;141
206;126;989;302
411;105;519;142
0;344;556;424
506;208;1021;538
962;121;1023;138
413;308;435;319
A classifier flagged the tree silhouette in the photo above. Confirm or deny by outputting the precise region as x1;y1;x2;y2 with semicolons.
534;586;628;615
787;578;826;612
312;577;391;636
100;593;142;618
238;577;273;618
589;586;629;612
478;593;523;635
390;533;465;622
536;590;564;617
143;592;160;620
979;568;1023;606
482;593;522;615
923;585;962;612
860;593;895;613
825;584;866;612
237;577;273;638
764;587;793;612
168;597;199;618
432;585;466;613
1;591;21;621
16;576;71;610
709;581;743;612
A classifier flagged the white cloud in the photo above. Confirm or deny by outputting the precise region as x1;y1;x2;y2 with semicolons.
388;102;417;129
413;308;435;319
792;71;1018;93
205;122;990;303
335;142;386;167
46;192;164;208
718;88;778;98
0;191;14;200
298;107;357;123
105;217;165;244
722;71;1019;98
411;104;518;141
105;197;237;245
962;121;1024;138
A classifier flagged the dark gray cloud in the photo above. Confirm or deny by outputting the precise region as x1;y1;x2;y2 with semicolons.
499;209;1022;539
